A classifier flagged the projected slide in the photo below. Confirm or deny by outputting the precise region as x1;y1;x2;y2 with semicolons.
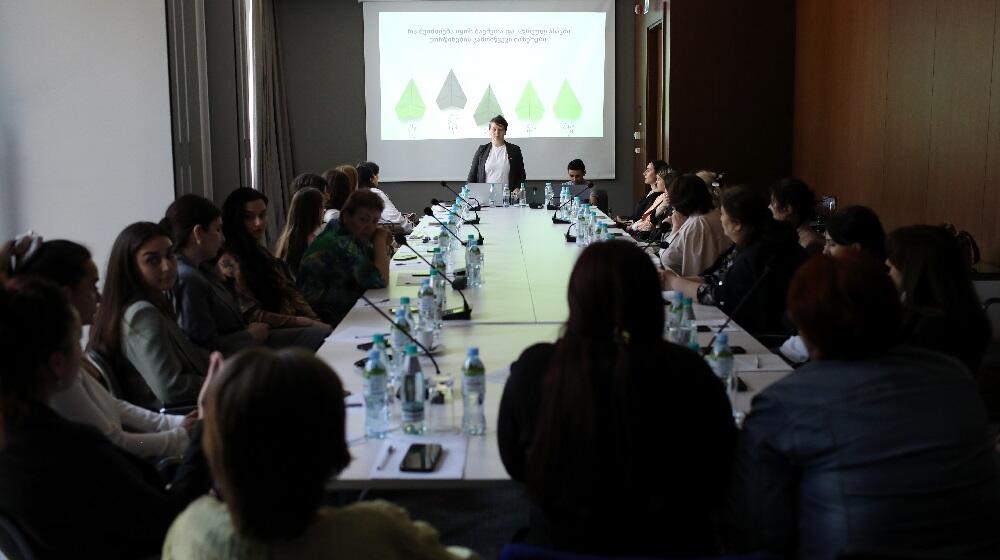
379;11;605;141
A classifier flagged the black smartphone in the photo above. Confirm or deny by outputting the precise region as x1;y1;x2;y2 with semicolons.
399;443;443;473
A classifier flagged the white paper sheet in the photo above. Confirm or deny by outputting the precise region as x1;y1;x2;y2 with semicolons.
370;434;468;480
692;319;742;332
735;353;790;372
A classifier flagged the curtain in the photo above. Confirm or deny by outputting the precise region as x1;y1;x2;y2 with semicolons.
248;0;294;245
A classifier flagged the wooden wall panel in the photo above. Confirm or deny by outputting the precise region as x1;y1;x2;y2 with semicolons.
881;0;936;230
792;0;833;194
982;2;1000;265
926;0;995;244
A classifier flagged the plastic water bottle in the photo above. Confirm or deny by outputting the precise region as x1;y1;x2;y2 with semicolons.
431;247;446;277
430;268;447;323
544;182;553;208
363;349;391;438
488;183;496;207
399;296;417;332
418;278;436;332
682;297;696;322
668;292;684;328
706;333;734;383
575;207;587;247
372;333;393;381
437;226;449;257
680;300;697;347
466;235;483;287
502;184;511;207
391;307;410;367
462;347;486;435
400;344;426;435
518;182;528;207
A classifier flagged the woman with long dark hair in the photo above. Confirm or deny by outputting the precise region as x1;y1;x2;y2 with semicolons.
170;194;330;355
498;240;736;556
660;173;732;276
220;188;324;324
886;225;991;372
663;186;807;336
0;277;211;558
768;178;823;254
275;187;324;275
321;168;353;224
89;222;209;409
16;238;194;457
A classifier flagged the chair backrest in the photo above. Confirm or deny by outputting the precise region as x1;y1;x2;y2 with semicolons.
0;513;36;560
973;273;1000;338
85;349;122;398
499;543;779;560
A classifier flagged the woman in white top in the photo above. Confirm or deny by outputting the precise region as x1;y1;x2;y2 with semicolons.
660;174;733;276
466;115;527;194
11;238;194;458
321;167;353;225
629;167;673;234
358;161;414;234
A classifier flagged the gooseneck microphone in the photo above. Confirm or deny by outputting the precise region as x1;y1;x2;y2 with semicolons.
440;181;482;211
357;292;441;373
430;199;485;244
422;207;468;247
394;233;472;320
552;182;594;224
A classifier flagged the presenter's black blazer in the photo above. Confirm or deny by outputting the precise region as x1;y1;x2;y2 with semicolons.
466;141;526;188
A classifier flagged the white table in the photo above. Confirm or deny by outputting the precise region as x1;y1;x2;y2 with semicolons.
319;205;792;489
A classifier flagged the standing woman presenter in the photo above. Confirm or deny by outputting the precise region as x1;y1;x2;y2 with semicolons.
466;115;526;196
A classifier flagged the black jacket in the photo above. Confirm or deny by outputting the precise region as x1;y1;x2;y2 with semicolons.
466;142;526;188
498;341;737;557
731;346;1000;559
0;402;210;559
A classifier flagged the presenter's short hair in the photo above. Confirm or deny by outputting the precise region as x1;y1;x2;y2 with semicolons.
489;115;508;130
567;159;586;172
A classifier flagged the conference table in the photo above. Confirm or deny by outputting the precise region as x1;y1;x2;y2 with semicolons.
318;204;792;490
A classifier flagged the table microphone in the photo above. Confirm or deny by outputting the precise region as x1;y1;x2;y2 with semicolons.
701;255;777;355
431;199;485;241
440;181;482;211
357;292;441;374
394;233;472;320
551;182;593;224
422;207;467;247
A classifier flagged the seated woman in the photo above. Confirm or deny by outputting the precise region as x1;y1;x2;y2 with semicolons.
290;172;327;195
768;178;824;254
663;186;807;337
168;195;329;355
89;222;209;409
163;347;469;559
498;240;736;557
731;254;1000;559
616;159;668;224
886;225;991;373
297;190;390;326
627;166;672;237
16;239;194;457
221;187;328;326
357;161;414;234
0;277;211;558
321;167;353;224
780;205;887;363
275;186;325;275
659;174;732;276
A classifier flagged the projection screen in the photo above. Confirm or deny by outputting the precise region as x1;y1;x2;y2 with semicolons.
362;0;615;182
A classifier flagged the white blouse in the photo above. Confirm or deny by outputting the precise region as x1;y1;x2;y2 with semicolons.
49;359;190;458
484;144;510;186
369;187;413;233
659;209;732;277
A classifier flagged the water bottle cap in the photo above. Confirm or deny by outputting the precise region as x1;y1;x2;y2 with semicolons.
430;268;439;276
405;344;418;355
467;234;474;240
400;296;410;304
683;297;693;306
687;341;701;352
368;349;381;360
373;333;385;344
716;333;729;345
432;247;440;253
467;347;479;356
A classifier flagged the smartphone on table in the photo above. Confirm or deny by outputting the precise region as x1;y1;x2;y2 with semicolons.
399;443;443;473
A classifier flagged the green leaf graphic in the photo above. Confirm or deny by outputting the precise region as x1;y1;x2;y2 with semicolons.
553;79;582;121
395;79;426;121
515;81;545;122
435;69;467;111
473;85;503;126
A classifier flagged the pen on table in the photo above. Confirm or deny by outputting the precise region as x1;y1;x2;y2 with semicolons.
376;445;395;471
345;403;362;408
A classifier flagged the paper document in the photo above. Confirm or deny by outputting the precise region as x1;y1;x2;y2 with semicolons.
735;353;790;372
693;319;742;332
370;434;468;479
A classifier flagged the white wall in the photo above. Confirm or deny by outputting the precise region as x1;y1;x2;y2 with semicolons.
0;0;175;272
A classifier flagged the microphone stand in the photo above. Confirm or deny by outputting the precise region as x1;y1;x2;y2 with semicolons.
431;199;485;243
357;293;442;374
394;234;472;320
422;208;468;247
551;182;593;224
440;181;482;211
